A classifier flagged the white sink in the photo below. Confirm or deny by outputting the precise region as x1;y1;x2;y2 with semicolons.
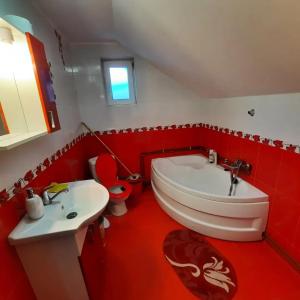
9;179;109;245
8;180;109;300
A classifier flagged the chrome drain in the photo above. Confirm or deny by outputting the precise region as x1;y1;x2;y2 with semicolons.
66;212;78;219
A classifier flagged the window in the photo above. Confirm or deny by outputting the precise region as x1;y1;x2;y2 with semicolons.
102;59;136;105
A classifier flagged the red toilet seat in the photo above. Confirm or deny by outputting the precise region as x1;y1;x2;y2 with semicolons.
107;180;132;202
95;154;132;201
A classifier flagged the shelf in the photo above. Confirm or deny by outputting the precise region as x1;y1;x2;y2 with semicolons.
0;131;47;150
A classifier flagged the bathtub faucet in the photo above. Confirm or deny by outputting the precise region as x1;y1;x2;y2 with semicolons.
223;159;252;196
223;159;251;174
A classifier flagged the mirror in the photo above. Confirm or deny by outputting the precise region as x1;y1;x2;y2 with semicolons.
0;24;29;136
0;17;49;149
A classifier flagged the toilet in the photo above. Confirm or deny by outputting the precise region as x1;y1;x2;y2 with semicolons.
88;154;132;216
89;156;100;181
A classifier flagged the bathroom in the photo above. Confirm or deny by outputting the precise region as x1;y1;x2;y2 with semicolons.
0;0;300;299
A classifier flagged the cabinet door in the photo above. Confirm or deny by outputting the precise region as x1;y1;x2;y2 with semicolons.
26;32;60;132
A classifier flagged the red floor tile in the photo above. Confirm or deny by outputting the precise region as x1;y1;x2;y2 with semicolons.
81;187;300;300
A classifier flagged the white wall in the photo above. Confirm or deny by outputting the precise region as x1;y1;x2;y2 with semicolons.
0;0;81;191
1;0;298;194
71;42;208;130
71;42;300;147
201;93;300;145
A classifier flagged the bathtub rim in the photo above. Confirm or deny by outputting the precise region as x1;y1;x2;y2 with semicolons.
151;154;268;204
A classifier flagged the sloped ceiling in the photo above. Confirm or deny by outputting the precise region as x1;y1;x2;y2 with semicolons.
35;0;300;98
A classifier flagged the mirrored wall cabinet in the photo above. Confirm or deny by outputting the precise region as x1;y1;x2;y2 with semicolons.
0;17;60;150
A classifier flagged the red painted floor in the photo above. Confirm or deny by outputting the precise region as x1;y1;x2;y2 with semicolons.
81;187;300;300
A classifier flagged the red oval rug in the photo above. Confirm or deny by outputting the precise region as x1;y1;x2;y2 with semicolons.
163;229;237;299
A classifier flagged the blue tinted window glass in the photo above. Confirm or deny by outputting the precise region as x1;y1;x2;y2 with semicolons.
109;67;130;100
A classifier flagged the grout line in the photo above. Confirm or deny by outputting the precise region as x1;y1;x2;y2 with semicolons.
265;234;300;273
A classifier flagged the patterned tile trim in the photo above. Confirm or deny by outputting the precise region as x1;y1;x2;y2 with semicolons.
0;133;85;205
198;123;299;153
1;122;299;204
90;123;299;153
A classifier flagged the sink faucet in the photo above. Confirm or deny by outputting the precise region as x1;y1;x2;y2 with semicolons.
42;187;69;205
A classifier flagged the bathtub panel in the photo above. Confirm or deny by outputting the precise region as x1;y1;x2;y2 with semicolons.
152;183;265;242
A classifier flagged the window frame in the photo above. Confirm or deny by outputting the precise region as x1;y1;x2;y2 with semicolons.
101;58;136;106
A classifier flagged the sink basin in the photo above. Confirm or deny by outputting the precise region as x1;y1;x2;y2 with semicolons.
9;179;109;245
9;180;109;300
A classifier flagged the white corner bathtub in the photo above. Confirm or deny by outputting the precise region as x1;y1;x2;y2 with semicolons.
151;154;269;241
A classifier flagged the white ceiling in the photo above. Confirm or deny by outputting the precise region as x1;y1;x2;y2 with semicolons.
34;0;300;98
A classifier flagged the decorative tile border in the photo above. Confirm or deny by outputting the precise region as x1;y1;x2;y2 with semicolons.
198;123;300;153
89;122;300;153
91;123;200;135
1;121;299;205
0;133;86;205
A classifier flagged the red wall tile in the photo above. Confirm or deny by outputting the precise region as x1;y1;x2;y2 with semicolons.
0;141;88;300
1;125;299;300
83;127;203;178
84;126;300;268
199;128;300;265
84;126;300;265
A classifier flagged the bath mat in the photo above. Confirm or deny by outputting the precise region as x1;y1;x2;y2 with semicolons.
163;229;237;299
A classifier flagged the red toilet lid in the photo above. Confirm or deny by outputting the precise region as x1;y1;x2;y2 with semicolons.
95;154;117;186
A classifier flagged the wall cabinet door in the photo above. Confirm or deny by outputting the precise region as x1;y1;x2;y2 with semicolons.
26;32;60;132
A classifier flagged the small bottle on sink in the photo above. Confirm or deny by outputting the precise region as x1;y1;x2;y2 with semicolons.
25;188;44;220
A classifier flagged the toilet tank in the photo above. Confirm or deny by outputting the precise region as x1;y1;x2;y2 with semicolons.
88;156;99;181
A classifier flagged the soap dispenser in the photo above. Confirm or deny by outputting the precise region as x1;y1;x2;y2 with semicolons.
25;188;44;220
